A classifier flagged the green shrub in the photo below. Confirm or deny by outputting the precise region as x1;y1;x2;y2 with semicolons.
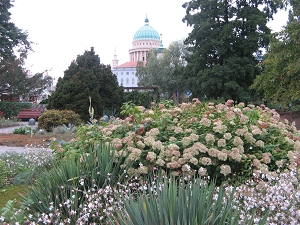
12;126;34;134
0;102;33;118
59;110;82;126
0;159;9;188
61;99;300;185
38;109;82;131
123;90;159;109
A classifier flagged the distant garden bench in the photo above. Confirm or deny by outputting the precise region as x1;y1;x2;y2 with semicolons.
16;108;43;120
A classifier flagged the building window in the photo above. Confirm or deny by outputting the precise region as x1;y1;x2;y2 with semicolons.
121;72;123;75
121;78;124;86
132;78;135;85
115;72;118;75
143;57;145;61
126;78;129;85
132;72;134;75
126;72;129;75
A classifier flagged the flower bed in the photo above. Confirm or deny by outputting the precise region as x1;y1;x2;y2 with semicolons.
62;99;300;185
2;100;300;224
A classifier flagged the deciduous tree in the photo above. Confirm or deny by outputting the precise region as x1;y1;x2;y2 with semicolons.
0;56;52;101
136;40;189;98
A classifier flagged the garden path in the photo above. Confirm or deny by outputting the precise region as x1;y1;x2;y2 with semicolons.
0;122;47;155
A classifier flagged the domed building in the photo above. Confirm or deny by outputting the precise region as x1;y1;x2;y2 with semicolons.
112;16;164;89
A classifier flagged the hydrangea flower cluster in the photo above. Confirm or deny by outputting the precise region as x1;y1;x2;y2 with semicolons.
71;99;300;184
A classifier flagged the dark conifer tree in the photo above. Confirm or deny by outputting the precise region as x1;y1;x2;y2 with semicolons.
48;47;124;121
182;0;284;102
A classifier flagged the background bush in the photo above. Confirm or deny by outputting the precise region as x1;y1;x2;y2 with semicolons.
58;100;300;185
38;109;82;131
0;102;33;119
47;48;124;121
123;89;159;109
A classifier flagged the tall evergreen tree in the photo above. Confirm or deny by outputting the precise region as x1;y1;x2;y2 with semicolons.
182;0;283;102
48;47;124;121
0;0;31;60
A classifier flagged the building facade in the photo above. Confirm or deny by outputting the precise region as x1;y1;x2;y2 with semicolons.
112;16;164;89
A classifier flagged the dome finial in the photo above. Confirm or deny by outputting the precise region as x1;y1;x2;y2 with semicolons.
145;14;149;23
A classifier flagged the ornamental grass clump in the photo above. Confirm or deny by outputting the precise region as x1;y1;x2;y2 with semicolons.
110;176;268;225
62;99;300;185
6;143;130;224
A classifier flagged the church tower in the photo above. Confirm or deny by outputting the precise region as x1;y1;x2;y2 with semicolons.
111;48;119;68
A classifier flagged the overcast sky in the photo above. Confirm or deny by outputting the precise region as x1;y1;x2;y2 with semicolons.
10;0;288;81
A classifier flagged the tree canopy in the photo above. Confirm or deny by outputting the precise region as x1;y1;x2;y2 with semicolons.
251;4;300;105
48;47;124;121
136;40;189;99
0;0;46;102
182;0;284;102
0;0;31;60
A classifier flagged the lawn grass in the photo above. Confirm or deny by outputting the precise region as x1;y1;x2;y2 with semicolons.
0;185;28;209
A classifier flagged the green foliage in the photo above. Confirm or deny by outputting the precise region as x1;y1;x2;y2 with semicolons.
12;126;34;134
0;159;9;188
52;123;77;134
0;52;53;101
251;19;300;105
123;90;157;109
102;107;117;117
63;100;299;185
21;143;128;224
112;177;268;225
0;102;32;118
59;109;82;125
0;117;19;128
182;0;282;102
0;149;55;187
136;40;188;99
0;0;31;60
0;199;26;223
39;99;49;104
37;109;62;131
0;185;28;208
48;47;124;121
38;109;82;132
120;101;144;123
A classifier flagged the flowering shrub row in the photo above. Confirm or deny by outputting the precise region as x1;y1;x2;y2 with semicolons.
58;99;300;184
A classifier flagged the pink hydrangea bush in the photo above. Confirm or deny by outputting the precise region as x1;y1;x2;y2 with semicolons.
62;99;300;185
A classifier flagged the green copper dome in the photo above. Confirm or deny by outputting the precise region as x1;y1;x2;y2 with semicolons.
133;16;160;41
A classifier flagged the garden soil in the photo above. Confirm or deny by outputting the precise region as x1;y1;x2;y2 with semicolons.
279;111;300;130
0;122;46;155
